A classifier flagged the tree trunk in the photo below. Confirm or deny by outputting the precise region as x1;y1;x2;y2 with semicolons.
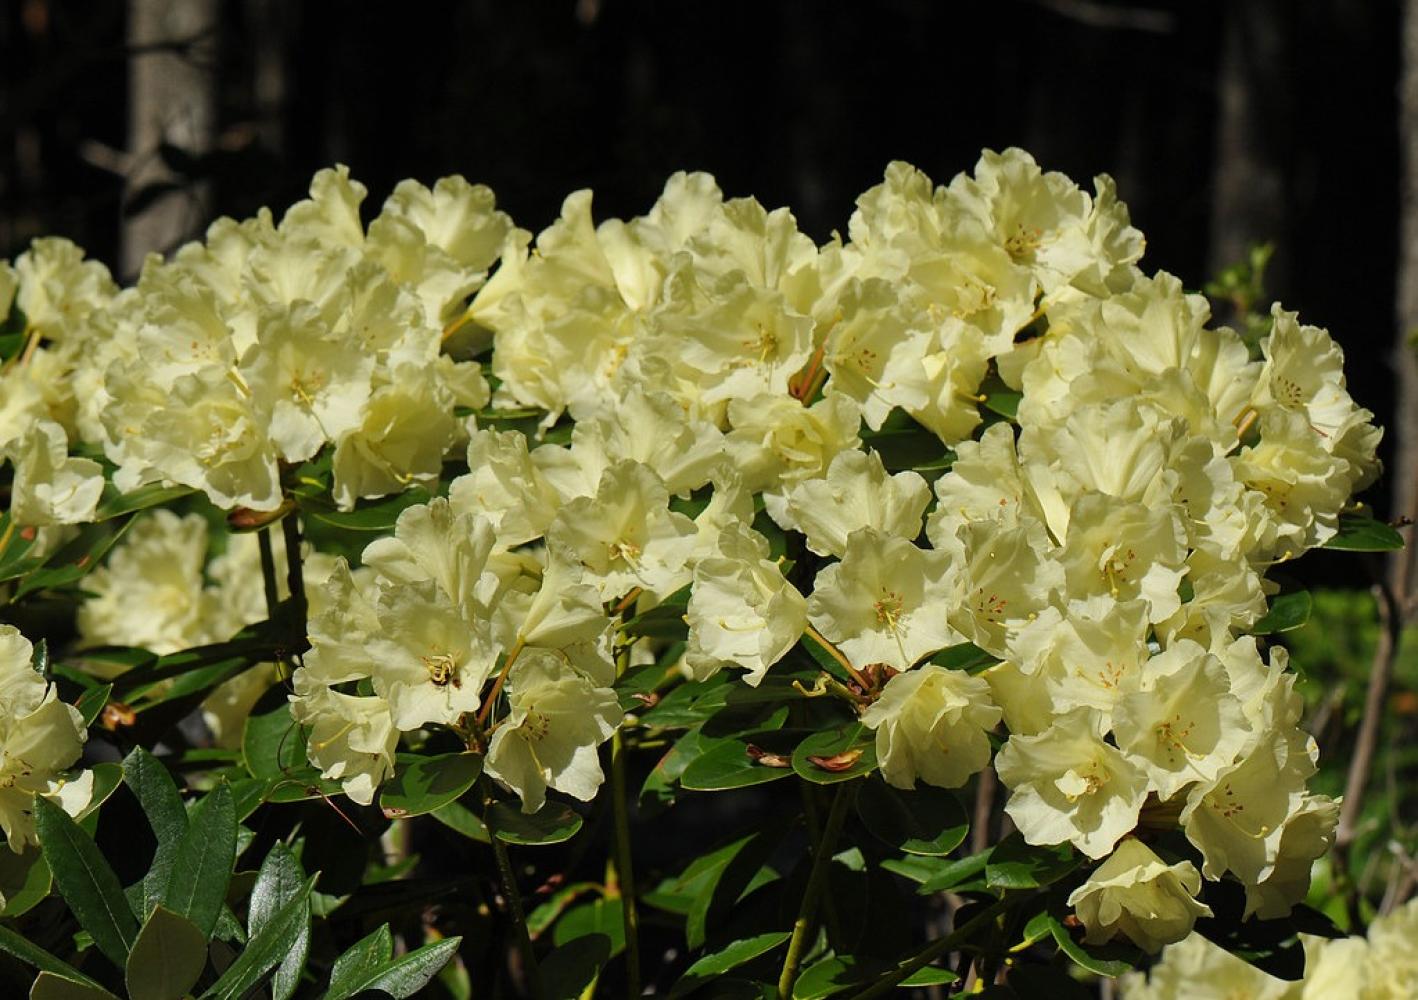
122;0;219;277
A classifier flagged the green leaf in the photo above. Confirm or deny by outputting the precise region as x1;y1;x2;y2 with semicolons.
242;702;307;780
791;723;877;785
929;642;999;673
160;784;236;938
34;795;138;968
1252;589;1312;635
1043;905;1144;977
122;747;188;916
680;731;800;791
0;845;52;918
861;417;954;476
552;897;624;956
621;585;692;640
985;833;1078;889
528;882;601;937
73;684;113;728
673;931;789;995
792;955;956;999
1323;514;1405;551
982;390;1020;421
29;973;120;1000
125;905;207;1000
14;518;134;598
915;850;992;894
488;800;583;846
198;874;316;1000
684;823;790;951
248;843;309;1000
379;752;483;819
541;934;611;1000
855;777;969;856
93;483;195;522
0;924;107;989
74;762;124;824
325;925;393;1000
429;799;490;843
344;938;462;998
302;488;431;532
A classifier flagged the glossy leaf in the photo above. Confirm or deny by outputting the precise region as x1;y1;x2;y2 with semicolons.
73;684;113;728
379;752;483;819
74;763;123;823
552;897;625;956
681;731;800;791
929;642;999;673
125;906;207;1000
488;800;583;846
916;850;992;894
0;924;106;989
673;931;789;995
855;777;969;856
122;747;188;916
429;799;490;843
684;823;790;951
985;833;1078;890
34;795;138;968
248;843;309;1000
160;784;236;938
14;518;133;598
197;874;316;1000
242;702;308;780
325;925;393;1000
542;934;612;1000
29;973;120;1000
353;938;463;998
1252;589;1312;635
0;845;52;918
792;955;956;998
1323;514;1405;551
93;483;195;522
791;723;877;784
1041;906;1144;978
302;488;431;532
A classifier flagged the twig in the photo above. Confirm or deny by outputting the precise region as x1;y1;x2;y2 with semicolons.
1337;577;1403;849
844;896;1009;1000
778;783;855;999
972;764;997;855
481;778;543;998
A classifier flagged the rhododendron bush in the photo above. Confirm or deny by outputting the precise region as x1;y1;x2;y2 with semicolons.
0;149;1401;998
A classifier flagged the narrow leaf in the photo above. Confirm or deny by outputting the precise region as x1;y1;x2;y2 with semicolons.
325;924;394;1000
0;924;106;988
34;795;138;968
248;843;310;1000
198;874;316;1000
160;784;236;938
347;937;463;999
29;973;120;1000
122;747;188;917
1323;514;1405;551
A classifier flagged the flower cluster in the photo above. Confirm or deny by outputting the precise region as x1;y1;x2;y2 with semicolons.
0;149;1383;951
1121;897;1418;999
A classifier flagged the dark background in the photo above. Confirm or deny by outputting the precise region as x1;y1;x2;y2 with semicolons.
0;0;1401;479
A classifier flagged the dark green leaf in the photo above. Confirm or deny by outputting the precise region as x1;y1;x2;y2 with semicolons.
0;845;52;918
1252;589;1312;635
684;823;791;950
160;784;236;938
528;882;600;937
93;484;195;522
1194;878;1308;980
74;763;123;823
198;875;316;1000
302;488;431;532
929;642;999;673
542;934;611;1000
379;752;483;819
792;955;956;999
1323;514;1405;552
242;702;307;780
552;898;624;956
791;724;877;785
982;390;1020;420
429;799;490;843
248;843;309;1000
34;795;138;968
488;800;583;846
29;973;120;1000
855;777;969;856
985;833;1077;889
339;937;462;998
915;850;993;894
125;906;207;1000
15;519;134;598
680;731;801;791
0;924;106;988
1043;906;1144;977
673;931;789;995
122;747;188;916
861;416;954;476
325;925;393;1000
621;585;692;641
73;684;113;728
